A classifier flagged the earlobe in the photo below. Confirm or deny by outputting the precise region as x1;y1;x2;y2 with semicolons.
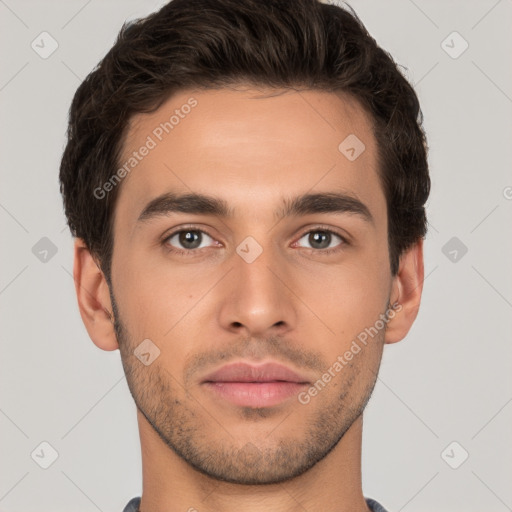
73;238;119;351
385;238;425;345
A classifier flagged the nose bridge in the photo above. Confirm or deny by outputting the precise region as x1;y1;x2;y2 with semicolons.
218;231;296;334
236;233;279;293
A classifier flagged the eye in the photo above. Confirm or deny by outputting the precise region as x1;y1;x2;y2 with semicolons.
294;228;347;253
164;228;216;254
161;226;348;257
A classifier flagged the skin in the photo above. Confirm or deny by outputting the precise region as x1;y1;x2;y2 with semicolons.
73;86;424;512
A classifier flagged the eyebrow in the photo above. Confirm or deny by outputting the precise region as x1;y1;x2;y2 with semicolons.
136;191;374;225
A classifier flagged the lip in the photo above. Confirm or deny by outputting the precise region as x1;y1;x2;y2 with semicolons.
202;362;310;384
201;362;310;408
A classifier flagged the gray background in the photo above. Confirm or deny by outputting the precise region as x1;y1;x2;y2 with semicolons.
1;0;511;511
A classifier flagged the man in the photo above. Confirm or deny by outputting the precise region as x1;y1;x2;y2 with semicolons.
59;0;430;510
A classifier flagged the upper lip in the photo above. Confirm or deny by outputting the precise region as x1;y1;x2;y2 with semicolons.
201;362;310;384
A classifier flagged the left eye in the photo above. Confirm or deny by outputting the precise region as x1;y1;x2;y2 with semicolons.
295;230;345;250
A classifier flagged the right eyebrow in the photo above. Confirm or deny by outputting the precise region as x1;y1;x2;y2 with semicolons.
137;192;233;223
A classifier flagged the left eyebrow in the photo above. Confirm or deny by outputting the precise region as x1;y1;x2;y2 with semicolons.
136;191;374;225
277;191;374;224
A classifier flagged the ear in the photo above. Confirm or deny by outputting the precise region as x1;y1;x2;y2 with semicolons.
73;238;119;351
385;238;425;345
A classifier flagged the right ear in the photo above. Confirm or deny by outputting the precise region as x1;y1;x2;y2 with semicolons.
73;238;119;351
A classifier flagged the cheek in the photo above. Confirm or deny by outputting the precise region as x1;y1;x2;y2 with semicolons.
111;259;168;342
113;262;209;367
296;255;391;336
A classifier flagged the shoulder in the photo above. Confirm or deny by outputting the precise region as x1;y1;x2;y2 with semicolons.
366;497;390;512
122;496;141;512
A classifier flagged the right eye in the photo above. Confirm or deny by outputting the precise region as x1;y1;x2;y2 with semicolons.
162;228;218;255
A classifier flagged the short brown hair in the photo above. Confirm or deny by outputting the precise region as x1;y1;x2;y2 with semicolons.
59;0;430;281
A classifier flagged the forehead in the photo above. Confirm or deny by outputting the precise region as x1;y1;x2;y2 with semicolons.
114;86;384;230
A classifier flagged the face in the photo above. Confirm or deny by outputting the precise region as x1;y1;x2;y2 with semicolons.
109;86;393;484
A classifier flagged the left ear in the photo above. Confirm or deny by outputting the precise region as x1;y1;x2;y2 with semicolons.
385;238;425;344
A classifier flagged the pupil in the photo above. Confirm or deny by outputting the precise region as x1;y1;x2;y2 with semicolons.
180;231;201;249
310;231;330;249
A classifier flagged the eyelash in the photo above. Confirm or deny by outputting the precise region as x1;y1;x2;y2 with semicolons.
161;225;349;257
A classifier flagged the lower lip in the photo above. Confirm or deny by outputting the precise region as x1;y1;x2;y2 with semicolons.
203;381;308;408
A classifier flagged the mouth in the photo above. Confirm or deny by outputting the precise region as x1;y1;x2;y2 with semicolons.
201;362;310;408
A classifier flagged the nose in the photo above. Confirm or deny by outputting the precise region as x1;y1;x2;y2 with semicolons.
217;239;297;337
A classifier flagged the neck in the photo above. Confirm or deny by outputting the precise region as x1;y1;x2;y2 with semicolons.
137;411;370;512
